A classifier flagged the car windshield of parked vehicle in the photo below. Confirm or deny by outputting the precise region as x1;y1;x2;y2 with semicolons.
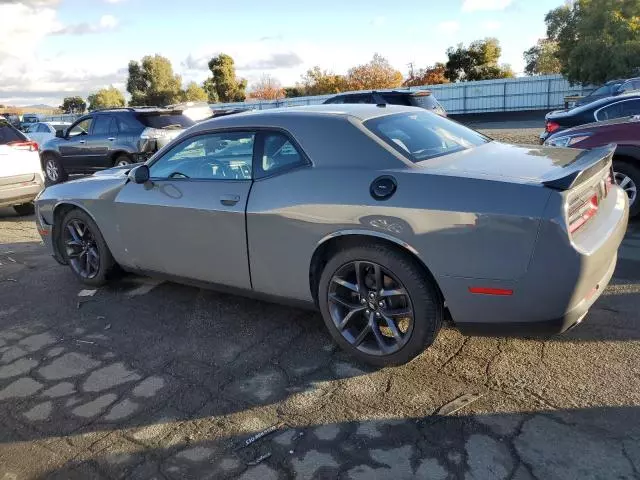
136;113;195;129
0;121;27;144
589;83;621;97
364;111;489;162
23;123;39;133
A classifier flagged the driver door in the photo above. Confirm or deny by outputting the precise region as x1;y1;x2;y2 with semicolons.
59;117;93;171
114;130;255;289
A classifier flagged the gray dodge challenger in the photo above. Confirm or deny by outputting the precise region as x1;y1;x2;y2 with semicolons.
35;105;629;366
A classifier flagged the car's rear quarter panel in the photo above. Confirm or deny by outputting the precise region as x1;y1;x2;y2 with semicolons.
247;157;551;303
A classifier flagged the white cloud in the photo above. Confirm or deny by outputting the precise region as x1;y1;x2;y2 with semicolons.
482;20;502;31
51;14;120;35
104;0;127;3
437;21;461;34
0;3;125;106
462;0;512;12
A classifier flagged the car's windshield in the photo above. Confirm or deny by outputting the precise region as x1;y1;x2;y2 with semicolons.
24;123;39;133
364;111;489;162
412;95;440;110
589;83;620;97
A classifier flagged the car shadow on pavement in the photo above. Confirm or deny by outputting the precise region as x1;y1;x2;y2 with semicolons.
17;406;640;479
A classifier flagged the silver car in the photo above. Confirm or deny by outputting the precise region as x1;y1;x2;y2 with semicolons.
34;105;629;366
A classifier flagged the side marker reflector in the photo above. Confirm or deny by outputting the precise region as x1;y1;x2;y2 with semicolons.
469;287;513;296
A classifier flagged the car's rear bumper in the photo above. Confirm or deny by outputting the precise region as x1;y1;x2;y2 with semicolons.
455;253;617;336
441;186;628;337
0;174;44;208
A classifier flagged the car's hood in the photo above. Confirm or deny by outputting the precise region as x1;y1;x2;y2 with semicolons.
416;141;592;185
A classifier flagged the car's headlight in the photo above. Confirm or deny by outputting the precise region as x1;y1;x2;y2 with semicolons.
544;134;592;147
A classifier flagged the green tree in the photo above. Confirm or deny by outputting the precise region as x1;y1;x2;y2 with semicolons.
545;0;640;84
283;86;305;98
404;62;450;87
346;54;404;90
445;38;514;82
126;54;183;106
59;96;86;114
204;54;247;103
182;82;208;102
298;66;348;95
87;87;126;111
523;39;562;75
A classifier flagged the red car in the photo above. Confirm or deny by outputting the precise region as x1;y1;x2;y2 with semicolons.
545;115;640;217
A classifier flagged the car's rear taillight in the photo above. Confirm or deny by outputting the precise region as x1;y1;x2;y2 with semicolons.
545;121;560;134
569;194;599;234
8;140;38;152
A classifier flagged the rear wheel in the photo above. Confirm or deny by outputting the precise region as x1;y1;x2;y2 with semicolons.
43;154;67;185
114;154;132;167
13;203;35;216
318;243;443;366
613;160;639;218
61;209;116;286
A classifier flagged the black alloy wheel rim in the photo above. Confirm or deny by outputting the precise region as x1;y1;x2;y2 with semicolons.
63;219;100;279
328;260;415;356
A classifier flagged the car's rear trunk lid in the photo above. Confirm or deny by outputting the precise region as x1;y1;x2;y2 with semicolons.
417;141;613;189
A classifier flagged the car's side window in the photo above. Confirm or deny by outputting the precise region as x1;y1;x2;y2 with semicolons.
596;102;625;121
37;124;49;133
92;116;112;136
149;132;255;181
326;96;344;104
68;118;92;137
116;115;141;134
108;118;118;136
622;99;640;116
257;132;306;178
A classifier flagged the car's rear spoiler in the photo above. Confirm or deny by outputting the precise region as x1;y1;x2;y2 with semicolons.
542;144;615;191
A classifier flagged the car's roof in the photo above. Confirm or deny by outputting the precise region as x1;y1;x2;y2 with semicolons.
567;92;640;113
199;104;417;129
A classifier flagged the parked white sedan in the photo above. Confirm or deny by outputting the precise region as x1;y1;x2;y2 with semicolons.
24;122;70;149
0;119;44;215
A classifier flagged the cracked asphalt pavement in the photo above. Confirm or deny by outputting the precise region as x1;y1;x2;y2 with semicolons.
0;138;639;479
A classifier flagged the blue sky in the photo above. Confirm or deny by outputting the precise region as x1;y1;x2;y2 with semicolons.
0;0;564;106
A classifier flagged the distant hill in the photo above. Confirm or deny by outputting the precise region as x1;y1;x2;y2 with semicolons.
25;104;57;110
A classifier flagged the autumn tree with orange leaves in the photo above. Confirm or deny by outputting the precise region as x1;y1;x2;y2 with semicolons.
248;74;285;100
346;54;403;91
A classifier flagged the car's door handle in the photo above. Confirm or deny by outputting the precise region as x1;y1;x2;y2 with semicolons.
108;137;115;141
79;140;86;144
220;194;240;206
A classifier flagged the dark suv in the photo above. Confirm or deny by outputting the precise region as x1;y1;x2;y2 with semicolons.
40;107;195;184
323;90;447;116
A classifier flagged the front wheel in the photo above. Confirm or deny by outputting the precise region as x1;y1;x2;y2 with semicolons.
60;209;116;286
318;244;443;367
613;161;639;218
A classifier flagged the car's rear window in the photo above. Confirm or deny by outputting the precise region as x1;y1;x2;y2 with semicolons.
0;121;27;145
411;94;440;109
364;111;489;162
136;113;195;129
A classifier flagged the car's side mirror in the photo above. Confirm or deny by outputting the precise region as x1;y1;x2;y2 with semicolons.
129;164;150;184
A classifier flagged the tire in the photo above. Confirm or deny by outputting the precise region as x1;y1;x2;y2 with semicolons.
318;243;443;367
43;154;67;185
613;160;640;218
113;154;133;167
60;208;116;287
13;203;35;216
